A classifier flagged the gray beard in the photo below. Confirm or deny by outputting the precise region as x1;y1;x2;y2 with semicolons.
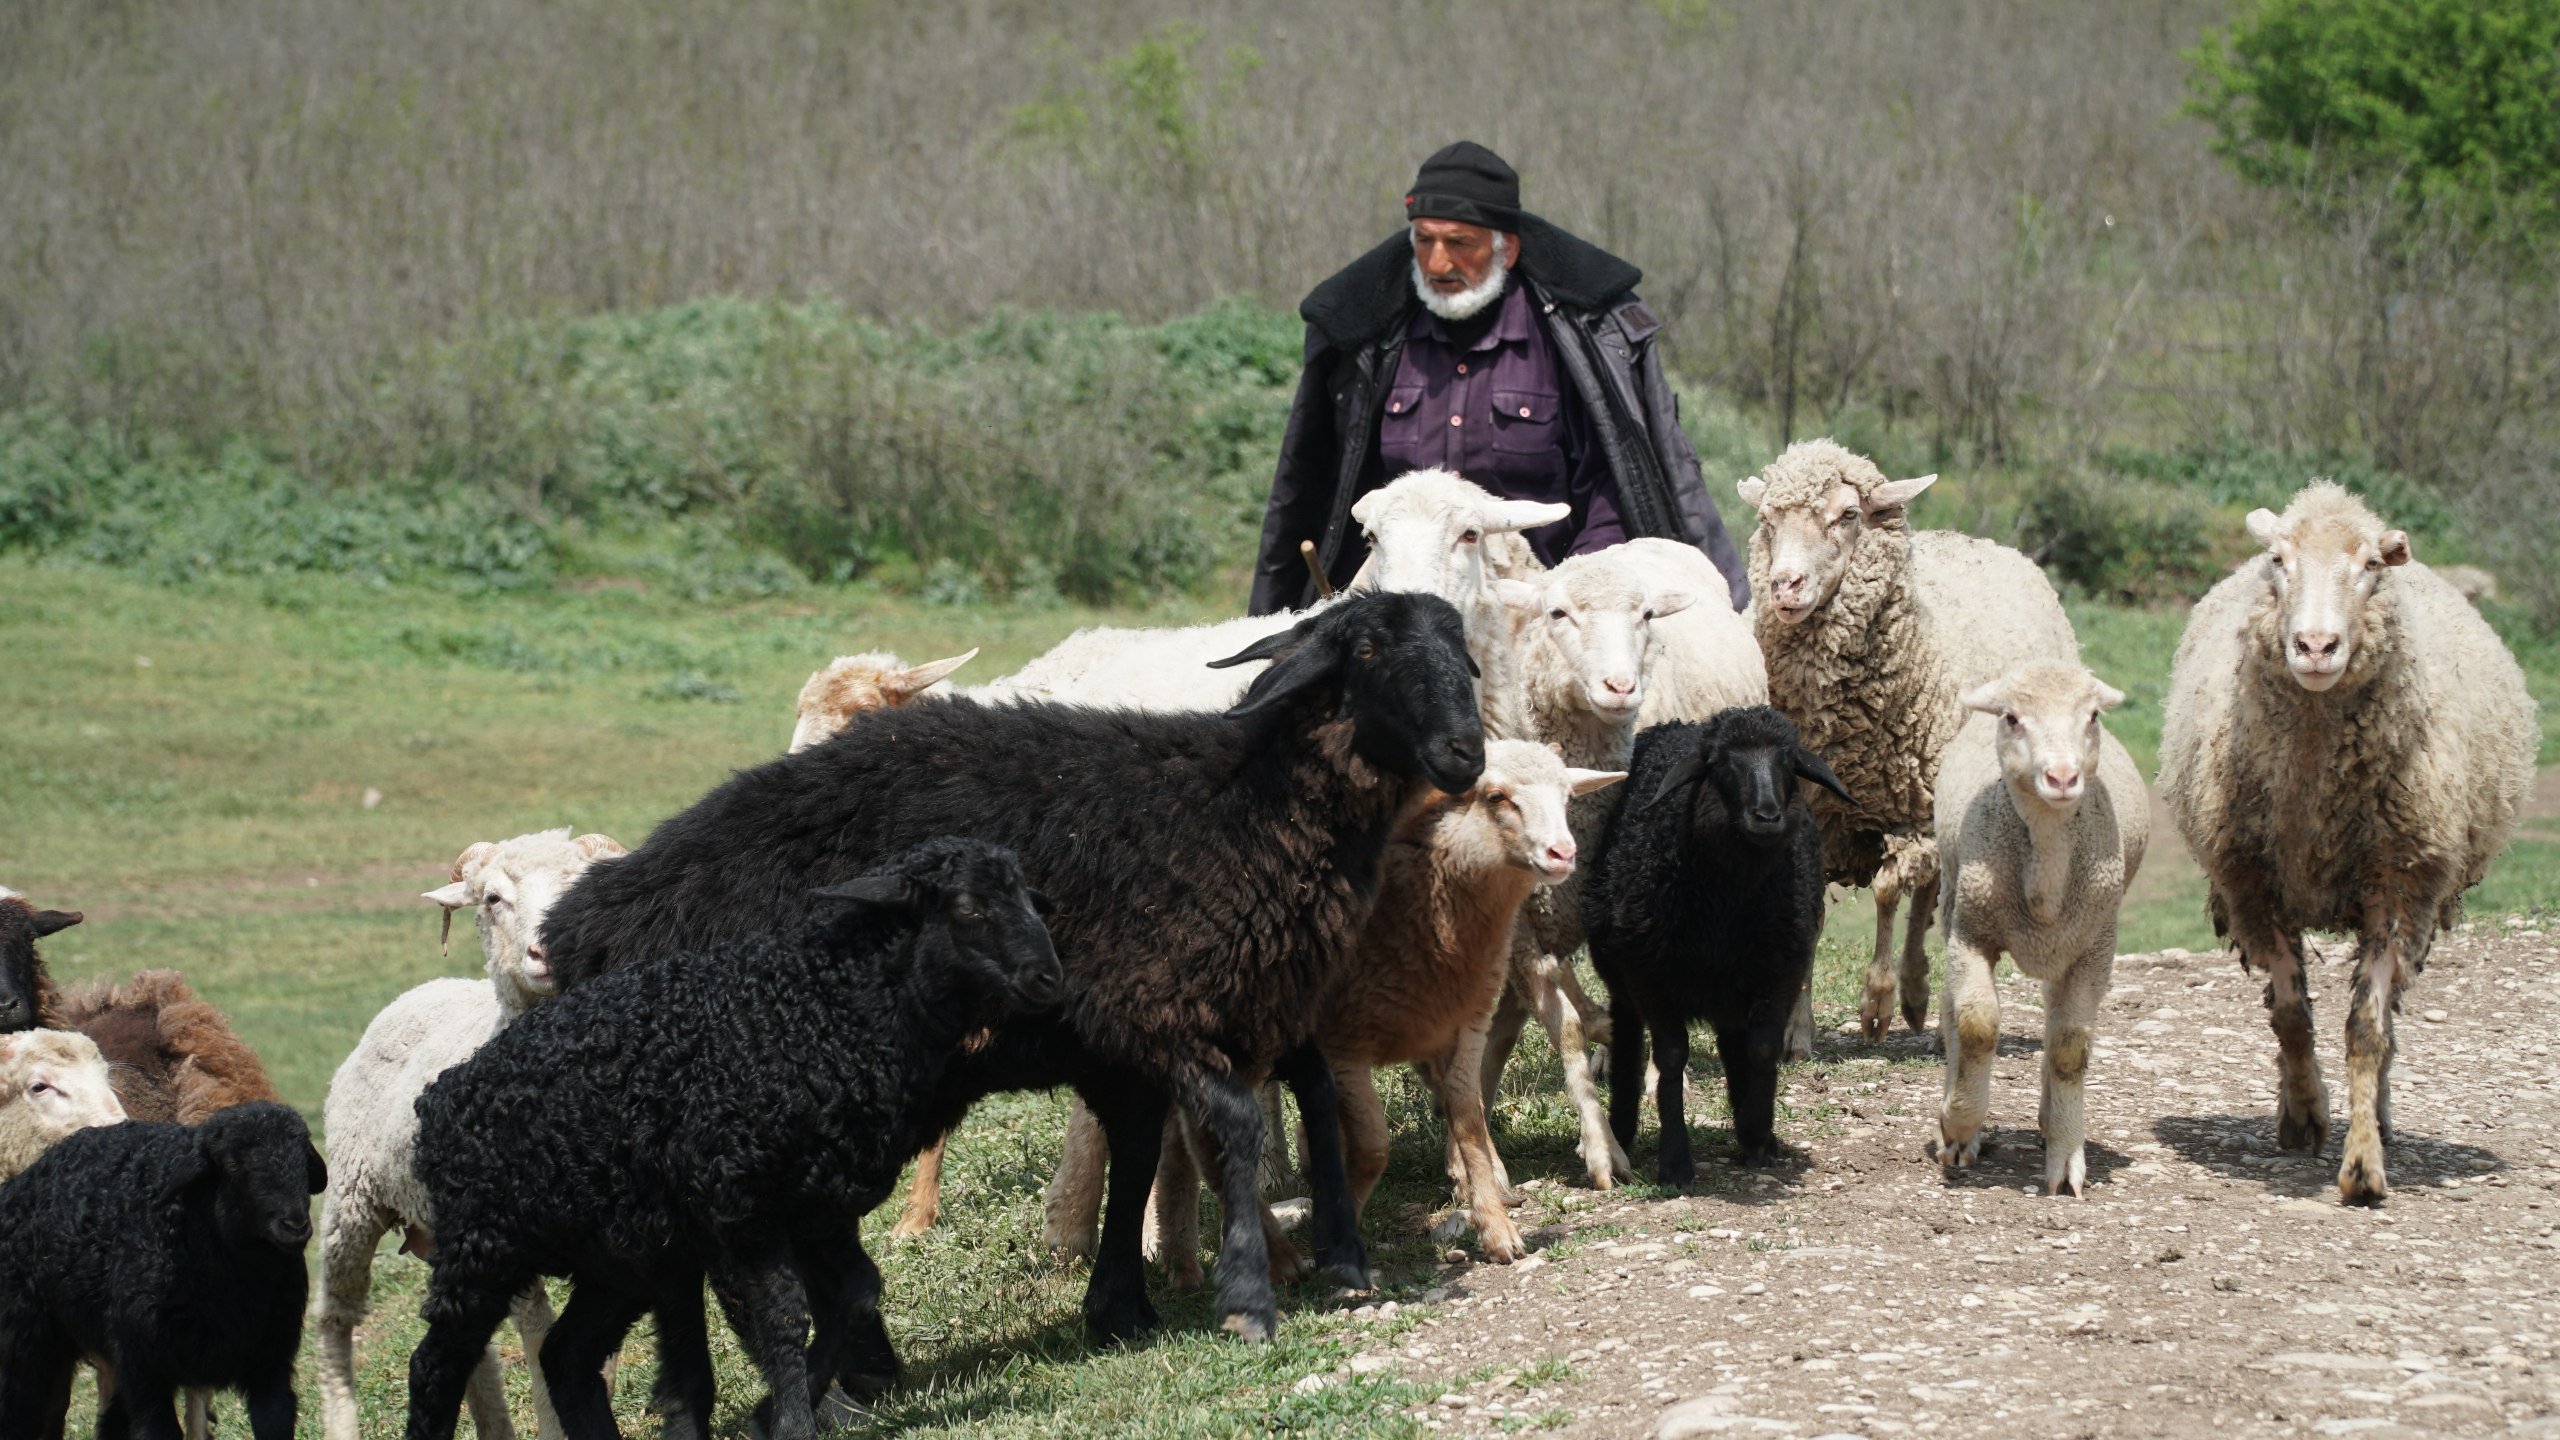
1413;260;1509;322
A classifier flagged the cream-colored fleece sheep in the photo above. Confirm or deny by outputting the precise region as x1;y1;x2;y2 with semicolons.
0;1029;124;1181
788;649;977;751
2159;481;2536;1204
1740;439;2077;1046
316;829;623;1440
1933;661;2146;1197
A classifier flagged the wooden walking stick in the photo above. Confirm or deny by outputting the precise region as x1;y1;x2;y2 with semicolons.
1299;539;1336;600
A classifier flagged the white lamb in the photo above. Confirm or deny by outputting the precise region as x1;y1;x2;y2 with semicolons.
788;649;977;751
1737;439;2078;1053
0;1028;125;1181
2159;482;2536;1204
1933;661;2147;1197
315;828;625;1440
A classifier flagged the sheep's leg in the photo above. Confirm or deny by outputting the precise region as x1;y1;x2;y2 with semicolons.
527;1279;645;1440
101;1365;178;1440
1522;953;1632;1189
1079;1079;1169;1345
1604;992;1646;1160
2339;907;2417;1206
1937;938;1999;1174
1651;1022;1695;1189
1898;877;1940;1034
1147;1113;1204;1289
1434;1020;1526;1262
407;1276;524;1440
1274;1040;1370;1290
1331;1061;1393;1212
1781;980;1816;1065
1175;1067;1281;1342
712;1253;817;1440
2040;950;2110;1198
182;1389;212;1440
806;1230;898;1399
316;1201;402;1440
1858;889;1903;1043
1477;973;1534;1129
1256;1082;1304;1199
642;1278;713;1440
1040;1100;1109;1265
508;1285;566;1440
239;1364;296;1440
2250;924;2330;1154
887;1134;950;1240
1724;1008;1797;1166
0;1339;77;1440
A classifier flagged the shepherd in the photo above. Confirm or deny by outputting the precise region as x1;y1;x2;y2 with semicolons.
1250;140;1748;615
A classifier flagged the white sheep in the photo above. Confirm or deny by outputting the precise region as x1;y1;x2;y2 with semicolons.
2159;482;2537;1204
1476;549;1700;1190
1737;439;2078;1053
788;649;978;751
314;828;625;1440
0;1028;125;1181
1934;661;2147;1197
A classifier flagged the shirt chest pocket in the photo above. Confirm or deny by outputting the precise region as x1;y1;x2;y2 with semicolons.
1488;388;1563;455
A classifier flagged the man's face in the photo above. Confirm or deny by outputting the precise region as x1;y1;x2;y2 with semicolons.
1411;218;1515;299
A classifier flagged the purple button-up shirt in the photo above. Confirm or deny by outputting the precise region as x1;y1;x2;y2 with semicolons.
1377;280;1628;565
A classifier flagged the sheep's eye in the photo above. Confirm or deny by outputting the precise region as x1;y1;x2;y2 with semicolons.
1641;610;1656;622
1548;607;1568;621
1460;529;1480;544
2002;713;2020;729
1355;640;1379;662
28;1081;51;1097
952;898;986;922
484;895;508;909
2365;557;2382;571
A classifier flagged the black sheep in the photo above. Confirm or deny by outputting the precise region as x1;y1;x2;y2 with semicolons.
539;590;1486;1347
0;890;77;1032
404;837;1063;1440
0;1101;325;1440
1583;707;1851;1185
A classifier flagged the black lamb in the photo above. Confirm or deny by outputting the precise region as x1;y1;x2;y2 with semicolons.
0;1101;325;1440
0;889;77;1031
404;837;1063;1440
1583;707;1851;1185
538;590;1486;1348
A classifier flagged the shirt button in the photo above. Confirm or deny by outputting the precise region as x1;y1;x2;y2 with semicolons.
1519;406;1533;417
1457;363;1468;374
1449;416;1463;427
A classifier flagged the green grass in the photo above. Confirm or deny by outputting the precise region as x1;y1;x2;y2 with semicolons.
0;560;2550;1437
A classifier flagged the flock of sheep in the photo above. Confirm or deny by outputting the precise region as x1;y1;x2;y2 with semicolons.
0;442;2537;1440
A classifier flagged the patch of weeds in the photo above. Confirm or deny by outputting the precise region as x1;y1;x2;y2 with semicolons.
921;557;989;608
1515;1356;1576;1387
642;671;743;704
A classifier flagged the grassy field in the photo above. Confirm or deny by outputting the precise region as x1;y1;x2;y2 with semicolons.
0;559;2551;1437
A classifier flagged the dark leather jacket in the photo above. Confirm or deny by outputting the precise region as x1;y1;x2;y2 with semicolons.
1248;218;1748;615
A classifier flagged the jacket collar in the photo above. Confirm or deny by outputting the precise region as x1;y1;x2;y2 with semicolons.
1299;213;1644;352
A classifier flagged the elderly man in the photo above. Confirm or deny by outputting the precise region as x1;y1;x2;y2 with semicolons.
1249;140;1748;615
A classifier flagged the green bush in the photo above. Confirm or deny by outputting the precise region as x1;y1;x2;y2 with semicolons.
2188;0;2560;240
2017;468;2248;605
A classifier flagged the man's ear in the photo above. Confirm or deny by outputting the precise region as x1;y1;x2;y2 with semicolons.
1498;230;1521;268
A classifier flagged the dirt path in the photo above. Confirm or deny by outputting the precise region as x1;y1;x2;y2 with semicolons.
1331;929;2560;1438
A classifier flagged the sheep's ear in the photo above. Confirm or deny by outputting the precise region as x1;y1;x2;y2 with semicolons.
1350;489;1385;526
1792;748;1857;808
304;1139;329;1196
31;909;82;938
893;648;977;696
2377;530;2411;567
1958;681;2006;716
1866;474;1936;513
1482;499;1570;535
157;1145;215;1205
1647;588;1696;621
1494;578;1545;612
1735;477;1766;511
808;874;916;911
1566;768;1627;797
571;833;626;861
422;882;472;909
2093;679;2127;711
1024;888;1056;920
2244;508;2283;550
1203;625;1302;670
1648;749;1708;809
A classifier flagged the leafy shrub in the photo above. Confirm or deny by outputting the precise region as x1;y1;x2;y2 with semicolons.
2017;469;2249;605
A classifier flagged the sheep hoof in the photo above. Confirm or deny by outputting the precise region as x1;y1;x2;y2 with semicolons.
1475;1218;1527;1264
1167;1258;1206;1291
1939;1130;1980;1174
2338;1147;2389;1207
1219;1307;1277;1344
1321;1259;1376;1292
2044;1149;2087;1198
1858;992;1892;1044
1082;1290;1161;1346
885;1211;936;1241
2276;1106;2330;1154
1267;1247;1311;1285
1901;993;1930;1033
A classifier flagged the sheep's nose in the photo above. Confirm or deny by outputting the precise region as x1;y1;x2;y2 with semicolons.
526;941;547;962
2042;767;2081;793
2292;631;2342;661
0;999;25;1028
1747;805;1783;827
1545;841;1576;867
1771;569;1805;594
1602;675;1636;697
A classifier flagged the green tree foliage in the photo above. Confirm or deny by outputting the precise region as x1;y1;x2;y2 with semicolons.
2187;0;2560;238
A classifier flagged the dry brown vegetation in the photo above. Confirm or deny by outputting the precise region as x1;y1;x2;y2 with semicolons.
2;0;2554;610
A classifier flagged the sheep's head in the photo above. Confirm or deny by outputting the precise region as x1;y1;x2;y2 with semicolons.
1647;706;1854;847
1496;552;1694;721
1350;468;1566;603
0;1030;123;1152
422;829;627;1007
809;836;1064;1019
1959;661;2125;816
790;649;979;752
1441;740;1624;883
168;1101;324;1252
1215;591;1487;795
2244;481;2409;693
0;890;79;1034
1736;440;1934;626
